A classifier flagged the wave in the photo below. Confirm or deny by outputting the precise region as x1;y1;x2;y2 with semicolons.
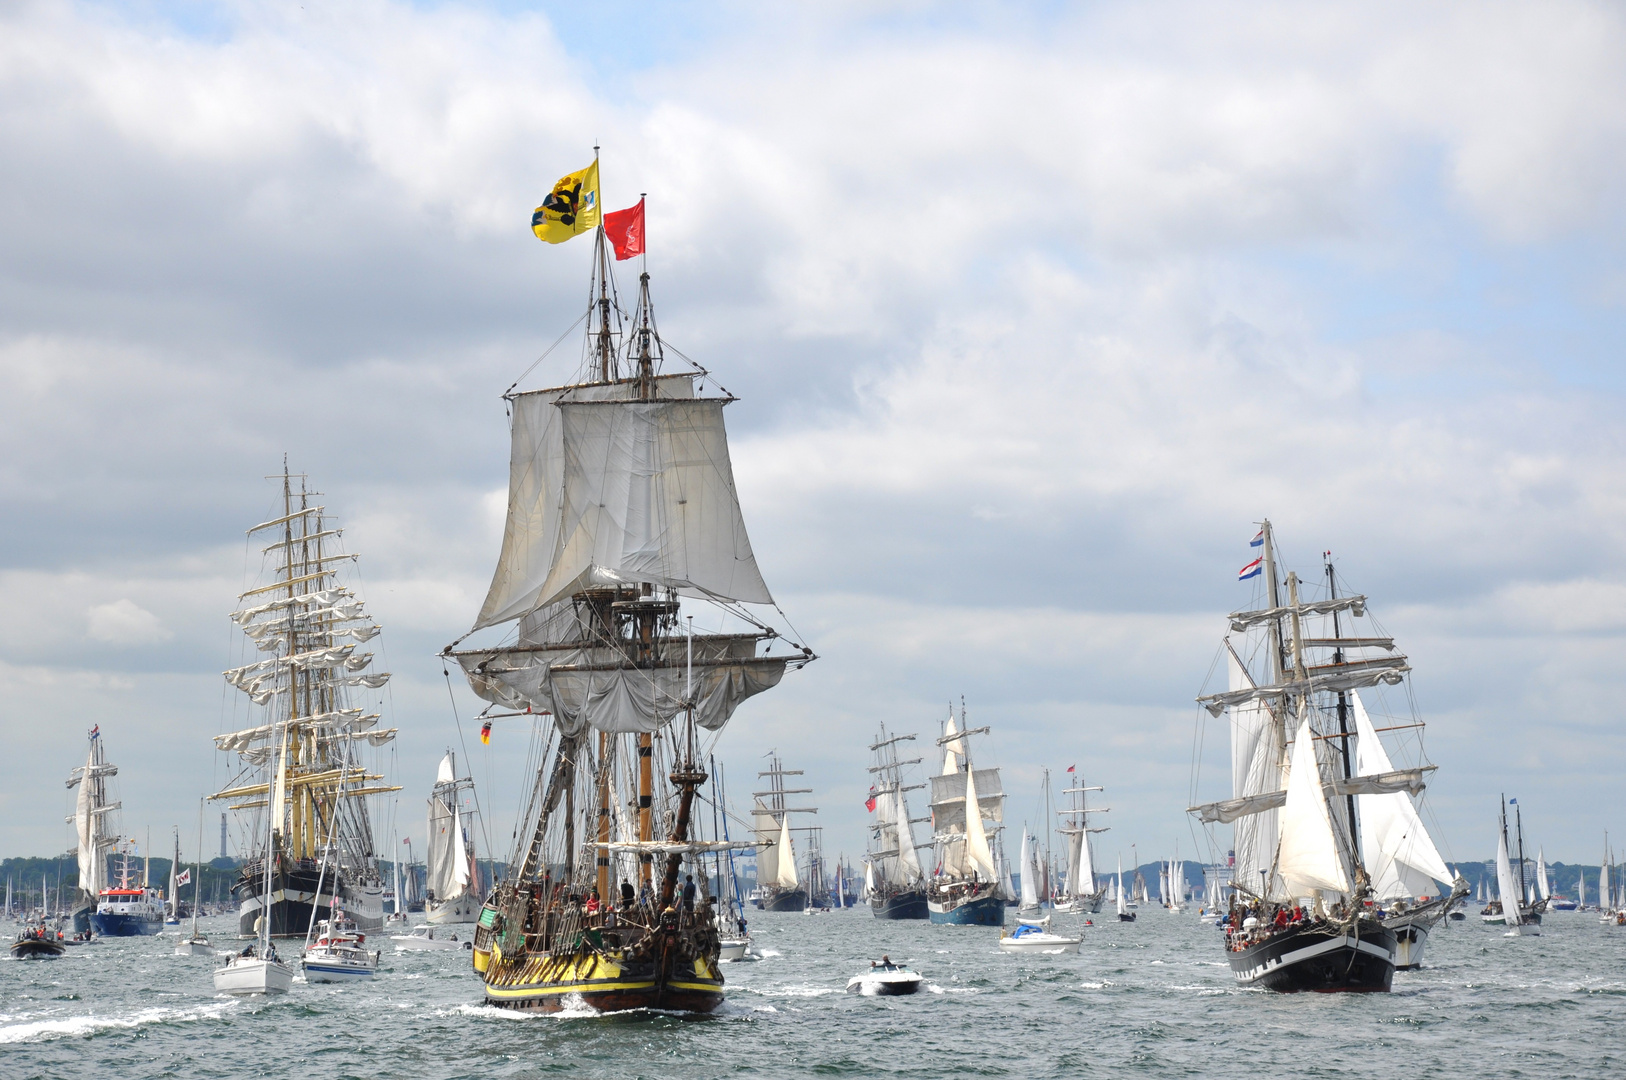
0;1002;234;1045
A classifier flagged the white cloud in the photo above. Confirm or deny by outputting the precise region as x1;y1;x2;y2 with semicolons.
85;599;171;645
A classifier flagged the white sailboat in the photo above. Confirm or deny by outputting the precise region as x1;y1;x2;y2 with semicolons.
1115;856;1134;922
165;829;182;925
1054;772;1108;913
1016;830;1041;918
1495;802;1538;937
176;799;213;955
425;752;480;924
214;730;295;994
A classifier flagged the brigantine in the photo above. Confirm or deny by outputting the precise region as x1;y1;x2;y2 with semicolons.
752;753;816;912
866;725;929;919
451;179;815;1012
425;751;481;924
65;726;120;935
1189;521;1466;990
928;704;1007;926
208;468;400;936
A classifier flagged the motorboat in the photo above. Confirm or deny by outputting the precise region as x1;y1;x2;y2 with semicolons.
391;923;469;951
11;927;66;960
997;917;1081;954
214;946;295;995
301;918;381;983
845;958;924;995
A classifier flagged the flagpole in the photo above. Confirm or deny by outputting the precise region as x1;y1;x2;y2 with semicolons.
640;191;647;276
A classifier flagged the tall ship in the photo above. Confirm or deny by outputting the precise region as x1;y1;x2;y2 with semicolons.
866;725;929;919
453;197;815;1012
752;754;817;912
209;468;400;936
65;726;120;934
1054;771;1108;913
1189;521;1464;990
927;704;1007;926
425;752;481;924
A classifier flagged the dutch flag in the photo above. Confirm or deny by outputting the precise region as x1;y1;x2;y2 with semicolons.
1238;557;1263;581
1250;529;1264;548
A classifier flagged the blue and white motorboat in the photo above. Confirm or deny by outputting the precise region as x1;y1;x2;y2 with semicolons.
300;918;380;983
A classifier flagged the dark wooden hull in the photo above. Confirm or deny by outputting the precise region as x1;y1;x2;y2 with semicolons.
758;889;807;913
484;951;725;1015
928;893;1006;926
1227;920;1396;993
870;890;929;920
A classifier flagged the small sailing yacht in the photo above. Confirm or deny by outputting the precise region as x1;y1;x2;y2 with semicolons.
1495;799;1540;937
215;729;296;995
1115;857;1135;922
998;915;1082;954
176;799;213;955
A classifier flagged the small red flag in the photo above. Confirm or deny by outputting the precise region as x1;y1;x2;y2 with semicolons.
1066;765;1075;773
603;198;644;261
864;788;877;813
480;721;492;745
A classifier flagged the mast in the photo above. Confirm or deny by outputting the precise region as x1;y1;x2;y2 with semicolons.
1325;554;1358;859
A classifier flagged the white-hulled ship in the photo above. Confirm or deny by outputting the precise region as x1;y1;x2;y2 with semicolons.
927;704;1007;926
452;204;815;1012
1054;773;1108;913
425;752;481;924
866;725;929;919
65;726;120;935
1189;522;1465;990
208;468;401;937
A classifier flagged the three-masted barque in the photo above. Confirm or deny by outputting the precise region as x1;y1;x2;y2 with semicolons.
1189;521;1465;990
927;704;1008;926
209;469;400;936
455;223;814;1013
866;725;929;919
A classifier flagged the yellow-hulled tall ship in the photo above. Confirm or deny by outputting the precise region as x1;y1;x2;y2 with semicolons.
449;199;814;1013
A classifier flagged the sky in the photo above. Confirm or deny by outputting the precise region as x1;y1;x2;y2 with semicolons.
3;0;1626;873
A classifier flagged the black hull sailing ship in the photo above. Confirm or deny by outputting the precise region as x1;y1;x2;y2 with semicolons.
454;195;813;1013
927;705;1008;927
210;469;399;938
752;753;817;913
866;725;929;921
1190;522;1463;992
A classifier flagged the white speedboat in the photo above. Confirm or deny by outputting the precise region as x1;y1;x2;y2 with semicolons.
997;917;1081;954
390;924;468;951
718;937;750;962
214;950;295;995
845;959;923;996
302;919;381;982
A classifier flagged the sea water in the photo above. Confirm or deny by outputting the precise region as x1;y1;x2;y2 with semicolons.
2;908;1620;1078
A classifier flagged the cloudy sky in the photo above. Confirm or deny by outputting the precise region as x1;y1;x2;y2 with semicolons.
4;0;1625;874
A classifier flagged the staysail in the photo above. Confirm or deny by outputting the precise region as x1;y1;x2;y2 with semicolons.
1352;691;1451;899
776;815;799;889
1275;716;1350;898
1018;830;1038;908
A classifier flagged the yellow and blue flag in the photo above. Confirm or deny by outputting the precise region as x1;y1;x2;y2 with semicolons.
531;160;600;243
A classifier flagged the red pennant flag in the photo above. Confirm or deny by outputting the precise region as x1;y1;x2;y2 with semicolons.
603;198;645;261
480;721;492;745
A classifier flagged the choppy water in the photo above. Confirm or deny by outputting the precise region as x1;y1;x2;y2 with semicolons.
3;908;1622;1078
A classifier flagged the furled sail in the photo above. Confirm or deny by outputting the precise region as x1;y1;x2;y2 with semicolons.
473;376;772;630
1198;654;1409;716
1275;717;1350;898
456;635;786;737
1227;595;1366;633
1352;691;1451;899
776;815;799;889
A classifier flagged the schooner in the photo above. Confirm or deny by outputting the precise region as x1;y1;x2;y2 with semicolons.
424;752;480;924
452;217;814;1012
209;468;400;936
865;725;929;919
1189;521;1465;990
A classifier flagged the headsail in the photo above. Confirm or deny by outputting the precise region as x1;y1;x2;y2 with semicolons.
1352;691;1451;898
1275;716;1350;898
